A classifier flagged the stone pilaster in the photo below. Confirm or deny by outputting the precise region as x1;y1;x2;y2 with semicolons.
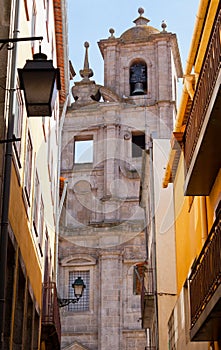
98;251;123;350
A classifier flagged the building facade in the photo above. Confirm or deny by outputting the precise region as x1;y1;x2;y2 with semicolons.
0;0;69;349
163;0;221;349
59;8;182;350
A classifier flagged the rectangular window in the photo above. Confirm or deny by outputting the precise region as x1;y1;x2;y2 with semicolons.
50;155;54;202
24;132;33;204
132;131;145;157
33;172;40;236
133;264;144;295
47;119;51;179
38;197;44;256
74;137;93;164
68;271;90;312
13;87;24;165
43;228;51;284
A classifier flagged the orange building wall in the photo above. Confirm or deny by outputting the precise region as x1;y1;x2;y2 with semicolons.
9;163;42;307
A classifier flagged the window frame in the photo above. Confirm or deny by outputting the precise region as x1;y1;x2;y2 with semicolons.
129;60;147;96
131;131;145;158
24;131;33;205
74;136;94;165
68;270;90;312
13;85;24;167
33;171;40;237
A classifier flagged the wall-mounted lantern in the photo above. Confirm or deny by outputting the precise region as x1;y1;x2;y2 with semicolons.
58;277;86;308
18;51;61;117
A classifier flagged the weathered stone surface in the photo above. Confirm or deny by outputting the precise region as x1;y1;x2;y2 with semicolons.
59;7;182;350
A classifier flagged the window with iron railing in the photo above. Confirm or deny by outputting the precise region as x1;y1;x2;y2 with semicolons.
68;271;90;312
189;204;221;328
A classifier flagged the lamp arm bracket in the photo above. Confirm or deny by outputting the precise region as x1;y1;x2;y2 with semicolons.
0;136;21;144
58;297;80;308
0;36;43;52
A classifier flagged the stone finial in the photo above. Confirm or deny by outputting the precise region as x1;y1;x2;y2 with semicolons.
161;20;167;32
133;7;150;26
79;41;94;81
138;7;144;16
108;28;115;39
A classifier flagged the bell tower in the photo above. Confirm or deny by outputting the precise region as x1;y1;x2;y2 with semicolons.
59;8;182;350
98;7;182;136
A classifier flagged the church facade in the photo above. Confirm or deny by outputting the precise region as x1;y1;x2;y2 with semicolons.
59;8;182;350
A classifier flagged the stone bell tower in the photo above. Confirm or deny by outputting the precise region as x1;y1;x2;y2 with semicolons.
59;8;182;350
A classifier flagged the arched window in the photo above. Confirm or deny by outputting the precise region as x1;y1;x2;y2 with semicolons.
129;60;147;96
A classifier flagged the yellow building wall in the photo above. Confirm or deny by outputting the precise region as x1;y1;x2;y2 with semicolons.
174;153;221;294
9;163;42;307
173;154;206;293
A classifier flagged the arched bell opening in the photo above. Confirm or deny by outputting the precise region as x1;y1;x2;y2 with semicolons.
129;60;147;96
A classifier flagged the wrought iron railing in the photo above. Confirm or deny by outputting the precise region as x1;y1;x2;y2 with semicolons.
189;208;221;327
42;282;61;345
141;267;155;325
144;268;154;296
184;7;221;171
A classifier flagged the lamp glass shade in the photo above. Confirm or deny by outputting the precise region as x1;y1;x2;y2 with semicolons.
72;277;86;298
18;56;60;117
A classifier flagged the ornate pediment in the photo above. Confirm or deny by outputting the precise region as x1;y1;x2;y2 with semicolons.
60;254;96;267
63;341;90;350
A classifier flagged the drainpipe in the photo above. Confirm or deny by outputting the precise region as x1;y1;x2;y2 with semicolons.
0;0;20;347
148;137;159;350
55;94;69;285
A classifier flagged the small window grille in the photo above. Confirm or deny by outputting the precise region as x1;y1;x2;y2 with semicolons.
68;271;90;312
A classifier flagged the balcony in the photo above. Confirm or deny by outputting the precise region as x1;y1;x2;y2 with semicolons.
183;7;221;195
41;282;61;349
189;207;221;341
141;268;155;329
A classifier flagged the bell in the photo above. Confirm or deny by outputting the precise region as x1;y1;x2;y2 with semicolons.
132;82;145;95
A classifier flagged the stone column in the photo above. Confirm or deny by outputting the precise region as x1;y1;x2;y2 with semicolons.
98;251;122;350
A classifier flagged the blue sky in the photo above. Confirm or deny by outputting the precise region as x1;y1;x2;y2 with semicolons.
68;0;200;86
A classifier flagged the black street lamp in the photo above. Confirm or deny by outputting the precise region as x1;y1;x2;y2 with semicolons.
58;277;86;308
18;50;61;117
